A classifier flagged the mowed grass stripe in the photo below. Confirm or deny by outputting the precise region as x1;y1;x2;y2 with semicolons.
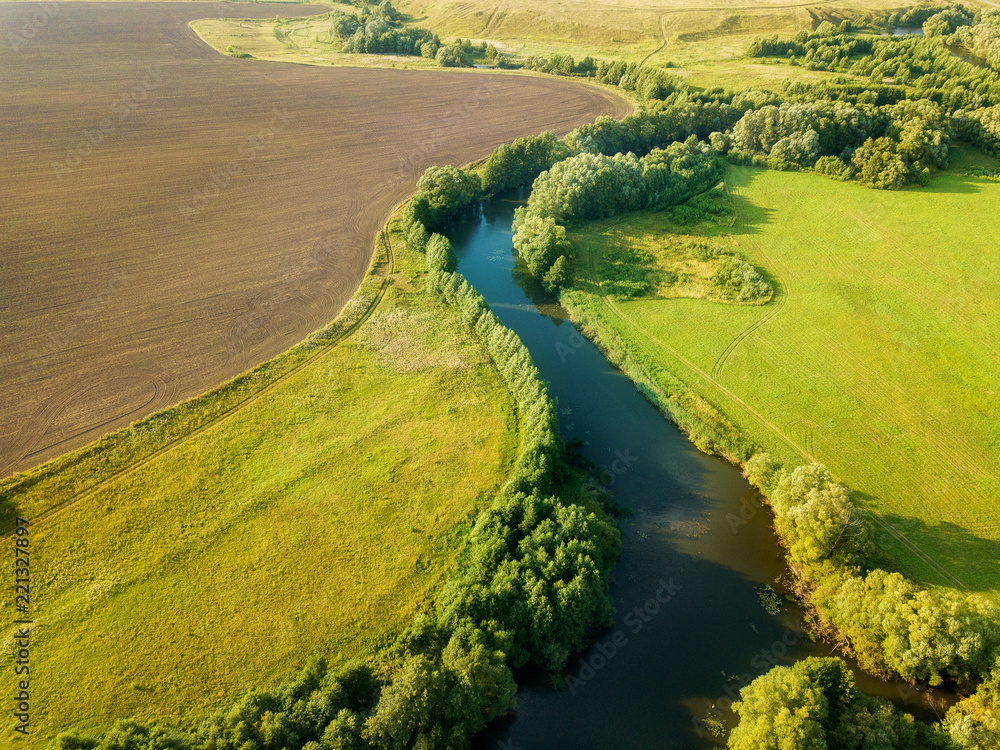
719;203;993;523
719;171;999;525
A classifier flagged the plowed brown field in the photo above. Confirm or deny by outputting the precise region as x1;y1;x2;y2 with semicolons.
0;1;629;477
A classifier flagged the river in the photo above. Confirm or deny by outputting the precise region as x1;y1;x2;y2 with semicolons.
444;193;945;749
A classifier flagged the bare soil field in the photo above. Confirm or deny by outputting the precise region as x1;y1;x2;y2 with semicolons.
0;1;630;478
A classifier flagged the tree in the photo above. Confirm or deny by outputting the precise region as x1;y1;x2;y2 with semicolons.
543;255;572;292
414;166;481;229
729;660;831;750
407;220;429;253
437;491;620;671
852;138;909;190
512;211;571;279
425;233;456;272
923;7;974;37
526;151;645;222
769;464;870;565
435;44;463;67
363;627;515;750
420;39;438;58
730;657;951;750
481;132;566;194
817;568;1000;684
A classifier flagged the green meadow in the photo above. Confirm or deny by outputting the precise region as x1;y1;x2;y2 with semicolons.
0;232;518;746
191;0;922;92
566;152;1000;599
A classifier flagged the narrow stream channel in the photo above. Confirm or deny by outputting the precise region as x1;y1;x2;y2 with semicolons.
445;193;945;749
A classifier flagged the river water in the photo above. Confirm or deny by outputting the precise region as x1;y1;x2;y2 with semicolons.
445;194;942;749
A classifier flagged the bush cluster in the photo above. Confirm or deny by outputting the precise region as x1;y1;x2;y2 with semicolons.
747;455;1000;689
511;139;723;287
710;254;772;303
329;2;490;67
948;11;1000;71
726;98;951;188
480;131;569;195
517;55;682;100
729;656;955;750
329;1;438;57
747;26;1000;112
955;104;1000;154
403;165;482;232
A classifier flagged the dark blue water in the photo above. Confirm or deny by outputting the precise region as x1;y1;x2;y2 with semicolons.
447;194;936;749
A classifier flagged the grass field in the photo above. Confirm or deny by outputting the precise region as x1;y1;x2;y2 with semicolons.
189;0;941;91
0;225;521;747
394;0;941;85
0;1;628;478
565;152;1000;600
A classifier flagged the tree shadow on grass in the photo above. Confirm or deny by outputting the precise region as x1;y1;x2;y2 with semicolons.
863;502;1000;596
721;169;778;238
915;173;987;195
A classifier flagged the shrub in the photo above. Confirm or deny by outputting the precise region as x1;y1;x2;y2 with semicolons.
511;211;571;278
543;255;572;293
710;255;771;303
730;657;953;750
769;464;871;566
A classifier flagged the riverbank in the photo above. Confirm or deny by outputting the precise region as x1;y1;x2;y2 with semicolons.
553;161;1000;738
438;192;975;748
562;162;1000;600
0;224;522;746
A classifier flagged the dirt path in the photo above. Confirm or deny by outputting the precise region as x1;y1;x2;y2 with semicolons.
0;1;630;478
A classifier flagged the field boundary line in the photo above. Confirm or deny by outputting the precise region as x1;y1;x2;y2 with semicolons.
7;228;397;533
581;236;969;591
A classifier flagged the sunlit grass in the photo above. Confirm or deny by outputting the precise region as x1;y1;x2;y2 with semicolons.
567;153;1000;600
0;235;518;746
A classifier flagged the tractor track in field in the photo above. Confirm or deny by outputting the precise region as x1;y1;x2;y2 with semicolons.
637;0;827;65
5;230;396;534
581;237;968;592
710;234;787;379
482;2;510;35
709;192;787;381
